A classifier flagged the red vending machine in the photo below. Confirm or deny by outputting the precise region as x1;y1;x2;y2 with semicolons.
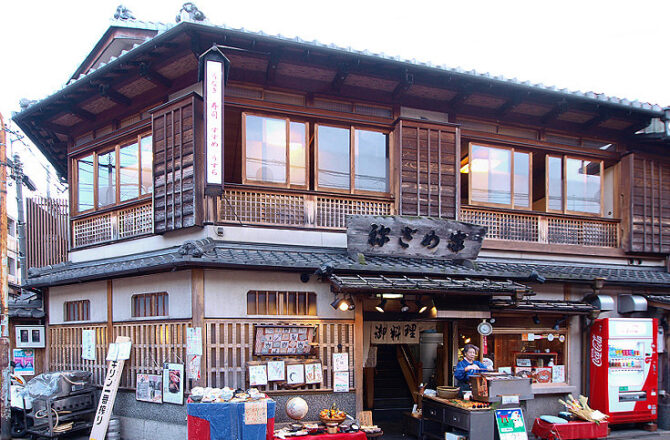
589;318;658;424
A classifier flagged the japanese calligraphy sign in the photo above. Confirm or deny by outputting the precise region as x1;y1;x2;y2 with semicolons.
205;59;223;185
90;336;131;440
368;321;436;344
347;215;487;260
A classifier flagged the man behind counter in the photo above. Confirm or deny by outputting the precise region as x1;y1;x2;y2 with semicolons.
454;343;492;392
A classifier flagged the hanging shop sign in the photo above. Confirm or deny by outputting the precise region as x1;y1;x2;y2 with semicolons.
199;45;230;190
369;321;436;344
347;215;487;260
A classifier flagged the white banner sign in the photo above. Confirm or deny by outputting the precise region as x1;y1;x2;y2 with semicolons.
205;60;223;185
82;329;96;361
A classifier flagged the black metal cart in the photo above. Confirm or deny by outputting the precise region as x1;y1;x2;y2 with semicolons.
23;386;97;439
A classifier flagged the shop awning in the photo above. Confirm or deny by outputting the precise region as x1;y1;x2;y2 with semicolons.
328;274;532;296
489;299;597;315
645;295;670;310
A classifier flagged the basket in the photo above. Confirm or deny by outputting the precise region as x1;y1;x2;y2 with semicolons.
436;386;460;399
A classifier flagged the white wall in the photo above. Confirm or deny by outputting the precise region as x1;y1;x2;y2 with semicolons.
49;281;108;324
112;271;192;321
204;269;352;319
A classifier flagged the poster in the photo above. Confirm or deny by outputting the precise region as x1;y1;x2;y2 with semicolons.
254;326;314;356
267;360;285;381
552;365;565;383
117;341;132;360
136;374;163;403
333;352;349;372
163;363;184;405
304;363;323;384
333;371;349;392
244;400;268;425
249;364;268;386
82;329;96;361
106;343;119;361
12;349;35;375
495;408;528;440
187;327;202;356
286;364;305;385
187;355;201;380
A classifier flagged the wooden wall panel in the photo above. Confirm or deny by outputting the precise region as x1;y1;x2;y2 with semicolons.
397;119;458;219
26;197;68;269
151;93;204;233
626;153;670;254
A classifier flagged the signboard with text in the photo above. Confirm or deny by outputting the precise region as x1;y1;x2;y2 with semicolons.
347;215;486;260
369;321;436;344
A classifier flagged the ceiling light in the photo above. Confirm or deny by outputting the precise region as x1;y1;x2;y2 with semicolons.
416;300;428;314
339;299;350;311
375;299;387;313
331;297;346;310
400;300;410;313
381;293;403;299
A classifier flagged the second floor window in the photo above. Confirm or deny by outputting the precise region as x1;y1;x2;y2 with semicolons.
317;125;389;193
465;143;530;209
76;133;152;213
64;300;90;322
548;156;602;215
132;292;169;317
243;114;307;187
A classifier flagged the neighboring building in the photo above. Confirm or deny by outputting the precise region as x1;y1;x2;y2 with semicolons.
11;5;670;438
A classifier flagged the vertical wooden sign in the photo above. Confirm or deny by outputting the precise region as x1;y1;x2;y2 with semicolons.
89;336;131;440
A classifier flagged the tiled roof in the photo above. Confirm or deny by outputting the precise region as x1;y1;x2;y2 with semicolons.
24;238;670;288
489;299;597;315
329;274;530;295
9;291;44;319
16;18;665;117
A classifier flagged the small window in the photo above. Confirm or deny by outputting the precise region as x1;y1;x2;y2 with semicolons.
7;218;16;237
132;292;169;317
247;291;317;316
7;257;16;277
64;300;90;322
547;156;603;215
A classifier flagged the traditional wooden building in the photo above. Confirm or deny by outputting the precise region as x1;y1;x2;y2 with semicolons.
12;5;670;438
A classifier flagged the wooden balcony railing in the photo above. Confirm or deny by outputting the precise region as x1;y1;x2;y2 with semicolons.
72;201;153;248
219;187;394;229
460;206;619;248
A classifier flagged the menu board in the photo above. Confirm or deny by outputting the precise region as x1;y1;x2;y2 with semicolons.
254;325;314;356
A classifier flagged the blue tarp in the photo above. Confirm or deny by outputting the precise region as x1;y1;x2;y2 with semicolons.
187;399;276;440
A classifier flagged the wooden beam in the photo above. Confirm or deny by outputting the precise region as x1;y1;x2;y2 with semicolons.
496;94;525;117
106;280;113;345
266;52;280;83
139;62;172;88
541;100;569;124
582;109;611;131
446;84;473;110
354;295;364;416
98;84;131;107
65;102;96;121
331;64;350;93
392;69;414;102
191;268;205;387
39;121;71;135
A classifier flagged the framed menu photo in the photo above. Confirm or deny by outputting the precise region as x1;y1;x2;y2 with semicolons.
254;325;315;356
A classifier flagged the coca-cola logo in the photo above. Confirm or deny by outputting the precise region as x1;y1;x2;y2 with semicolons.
592;335;603;367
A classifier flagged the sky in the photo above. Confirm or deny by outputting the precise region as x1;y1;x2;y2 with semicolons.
1;0;669;200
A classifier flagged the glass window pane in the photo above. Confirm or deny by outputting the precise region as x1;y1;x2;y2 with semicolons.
140;136;153;195
77;155;94;212
98;150;116;207
566;158;601;214
289;122;306;185
318;125;350;190
245;115;287;183
548;156;563;211
470;145;511;205
119;142;139;201
513;152;530;208
355;130;388;192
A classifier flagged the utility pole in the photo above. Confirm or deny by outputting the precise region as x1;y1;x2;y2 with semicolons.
0;112;11;440
11;155;27;282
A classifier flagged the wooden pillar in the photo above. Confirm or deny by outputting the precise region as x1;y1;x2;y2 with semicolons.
43;287;50;373
443;322;451;386
354;295;364;417
191;269;205;386
106;280;113;344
